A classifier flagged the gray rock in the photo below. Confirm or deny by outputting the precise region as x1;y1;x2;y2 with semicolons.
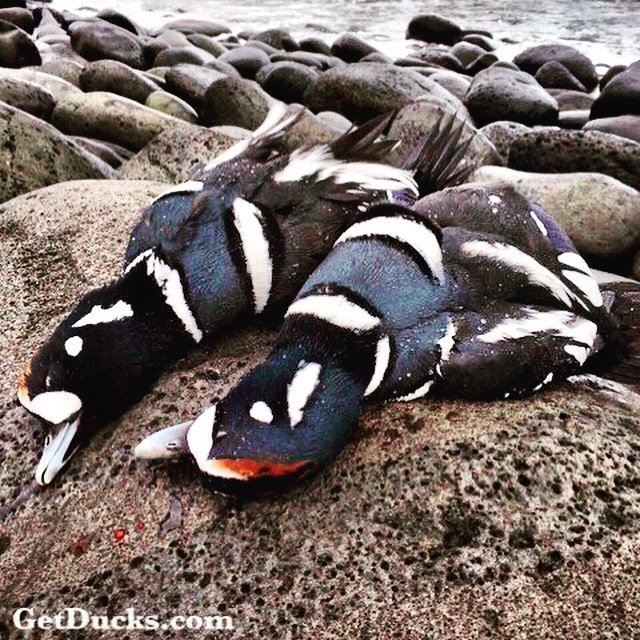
509;128;640;191
479;120;531;163
159;19;230;37
200;76;274;128
154;45;217;67
429;70;471;101
535;60;586;92
514;43;598;92
164;64;229;111
118;123;248;182
219;46;270;79
0;18;40;67
600;64;626;90
259;61;319;103
360;52;392;64
270;51;336;70
36;57;84;86
144;90;198;123
69;136;128;168
413;46;465;72
406;13;462;45
470;165;640;258
250;28;299;51
52;91;186;152
558;109;590;129
203;57;242;77
0;102;114;203
584;115;640;144
96;8;144;36
331;33;380;63
69;19;145;69
277;109;343;151
590;64;640;119
0;67;81;102
451;41;486;67
80;60;161;103
299;36;331;56
316;110;352;133
0;7;32;33
0;77;55;120
186;33;227;57
304;62;464;122
464;52;500;76
461;33;497;51
465;66;559;127
547;88;594;111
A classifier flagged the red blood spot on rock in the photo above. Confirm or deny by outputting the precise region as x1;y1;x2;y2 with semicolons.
68;536;90;556
114;528;126;543
135;520;145;533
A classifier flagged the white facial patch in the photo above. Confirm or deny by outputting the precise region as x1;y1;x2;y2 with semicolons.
232;198;273;314
335;216;445;283
364;335;391;397
287;362;322;427
22;391;82;425
72;300;133;328
64;336;83;357
286;294;381;333
250;401;274;424
397;379;434;402
460;240;584;309
152;180;204;203
530;211;548;236
186;404;216;471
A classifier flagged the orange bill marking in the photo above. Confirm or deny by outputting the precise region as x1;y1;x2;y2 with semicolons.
17;360;32;407
202;458;313;481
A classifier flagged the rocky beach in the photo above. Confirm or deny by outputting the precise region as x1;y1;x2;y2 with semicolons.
0;1;639;638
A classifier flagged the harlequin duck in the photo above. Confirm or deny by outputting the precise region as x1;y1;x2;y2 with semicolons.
18;103;473;486
135;184;634;496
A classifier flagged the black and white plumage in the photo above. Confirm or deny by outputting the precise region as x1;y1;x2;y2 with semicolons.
135;184;624;495
18;103;468;486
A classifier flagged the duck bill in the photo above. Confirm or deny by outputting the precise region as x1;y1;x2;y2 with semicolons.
35;417;82;486
134;421;192;460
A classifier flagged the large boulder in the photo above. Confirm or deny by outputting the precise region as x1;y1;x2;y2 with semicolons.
464;66;559;127
52;91;187;152
330;33;380;63
80;59;161;103
258;61;319;103
218;46;270;79
406;14;462;45
508;128;640;191
164;64;230;112
469;166;640;259
0;67;81;102
304;62;463;122
0;7;33;33
0;76;55;121
584;115;640;145
534;61;586;92
0;103;114;203
590;63;640;120
513;44;598;92
0;18;39;67
144;90;198;123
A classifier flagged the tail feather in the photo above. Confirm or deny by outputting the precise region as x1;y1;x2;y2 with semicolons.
330;111;398;162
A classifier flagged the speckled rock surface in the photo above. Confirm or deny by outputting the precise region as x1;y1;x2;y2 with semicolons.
1;178;640;639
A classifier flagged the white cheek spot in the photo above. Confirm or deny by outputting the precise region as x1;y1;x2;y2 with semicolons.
287;362;322;427
530;211;548;236
64;336;83;357
250;401;274;424
186;405;216;471
489;195;502;205
286;294;380;333
24;391;82;425
72;300;133;328
364;335;391;397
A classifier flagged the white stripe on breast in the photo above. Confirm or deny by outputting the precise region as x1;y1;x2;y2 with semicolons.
364;335;391;397
286;294;381;332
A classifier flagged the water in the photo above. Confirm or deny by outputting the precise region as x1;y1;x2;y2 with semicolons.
52;0;640;66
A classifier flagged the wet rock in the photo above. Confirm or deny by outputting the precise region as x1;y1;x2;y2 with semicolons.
413;46;465;72
464;52;499;76
429;70;471;101
461;33;496;51
218;46;270;79
250;28;299;51
160;18;230;37
470;165;640;258
154;45;217;67
331;33;380;63
304;62;463;122
0;76;55;120
0;18;39;67
535;60;586;91
200;76;273;128
164;64;229;111
479;120;531;163
558;109;589;129
0;7;32;33
69;19;145;69
465;66;559;127
96;8;144;36
406;13;462;45
0;102;114;202
514;43;598;91
547;88;594;111
509;128;640;191
360;52;392;64
590;64;640;119
584;115;640;145
258;61;319;103
451;41;485;67
600;64;626;90
37;57;84;86
300;36;331;56
70;136;128;168
186;33;227;58
118;123;248;182
52;91;186;152
204;57;243;77
144;90;198;124
270;51;334;70
80;60;161;103
0;67;81;103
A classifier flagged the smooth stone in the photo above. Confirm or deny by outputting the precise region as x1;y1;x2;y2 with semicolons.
0;7;32;33
299;36;331;56
464;52;499;76
154;45;217;67
514;43;598;92
69;19;145;69
330;33;380;63
429;70;471;101
464;66;559;127
450;41;486;67
547;88;594;111
479;120;531;163
461;33;496;51
590;65;640;119
414;46;465;72
304;62;464;122
0;76;55;120
80;60;161;103
258;61;319;103
118;123;248;182
584;115;640;145
164;64;229;111
508;128;640;191
96;9;144;36
0;18;39;67
316;110;352;133
0;102;114;202
0;67;81;101
159;19;230;37
144;90;197;123
278;109;345;151
200;76;274;128
52;91;186;152
187;33;227;57
470;165;640;258
152;29;191;48
218;46;270;79
600;65;626;90
36;57;83;87
203;58;242;77
69;136;128;168
558;109;590;129
535;60;586;91
269;51;333;70
250;28;299;51
243;40;278;56
406;13;462;45
360;52;393;64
